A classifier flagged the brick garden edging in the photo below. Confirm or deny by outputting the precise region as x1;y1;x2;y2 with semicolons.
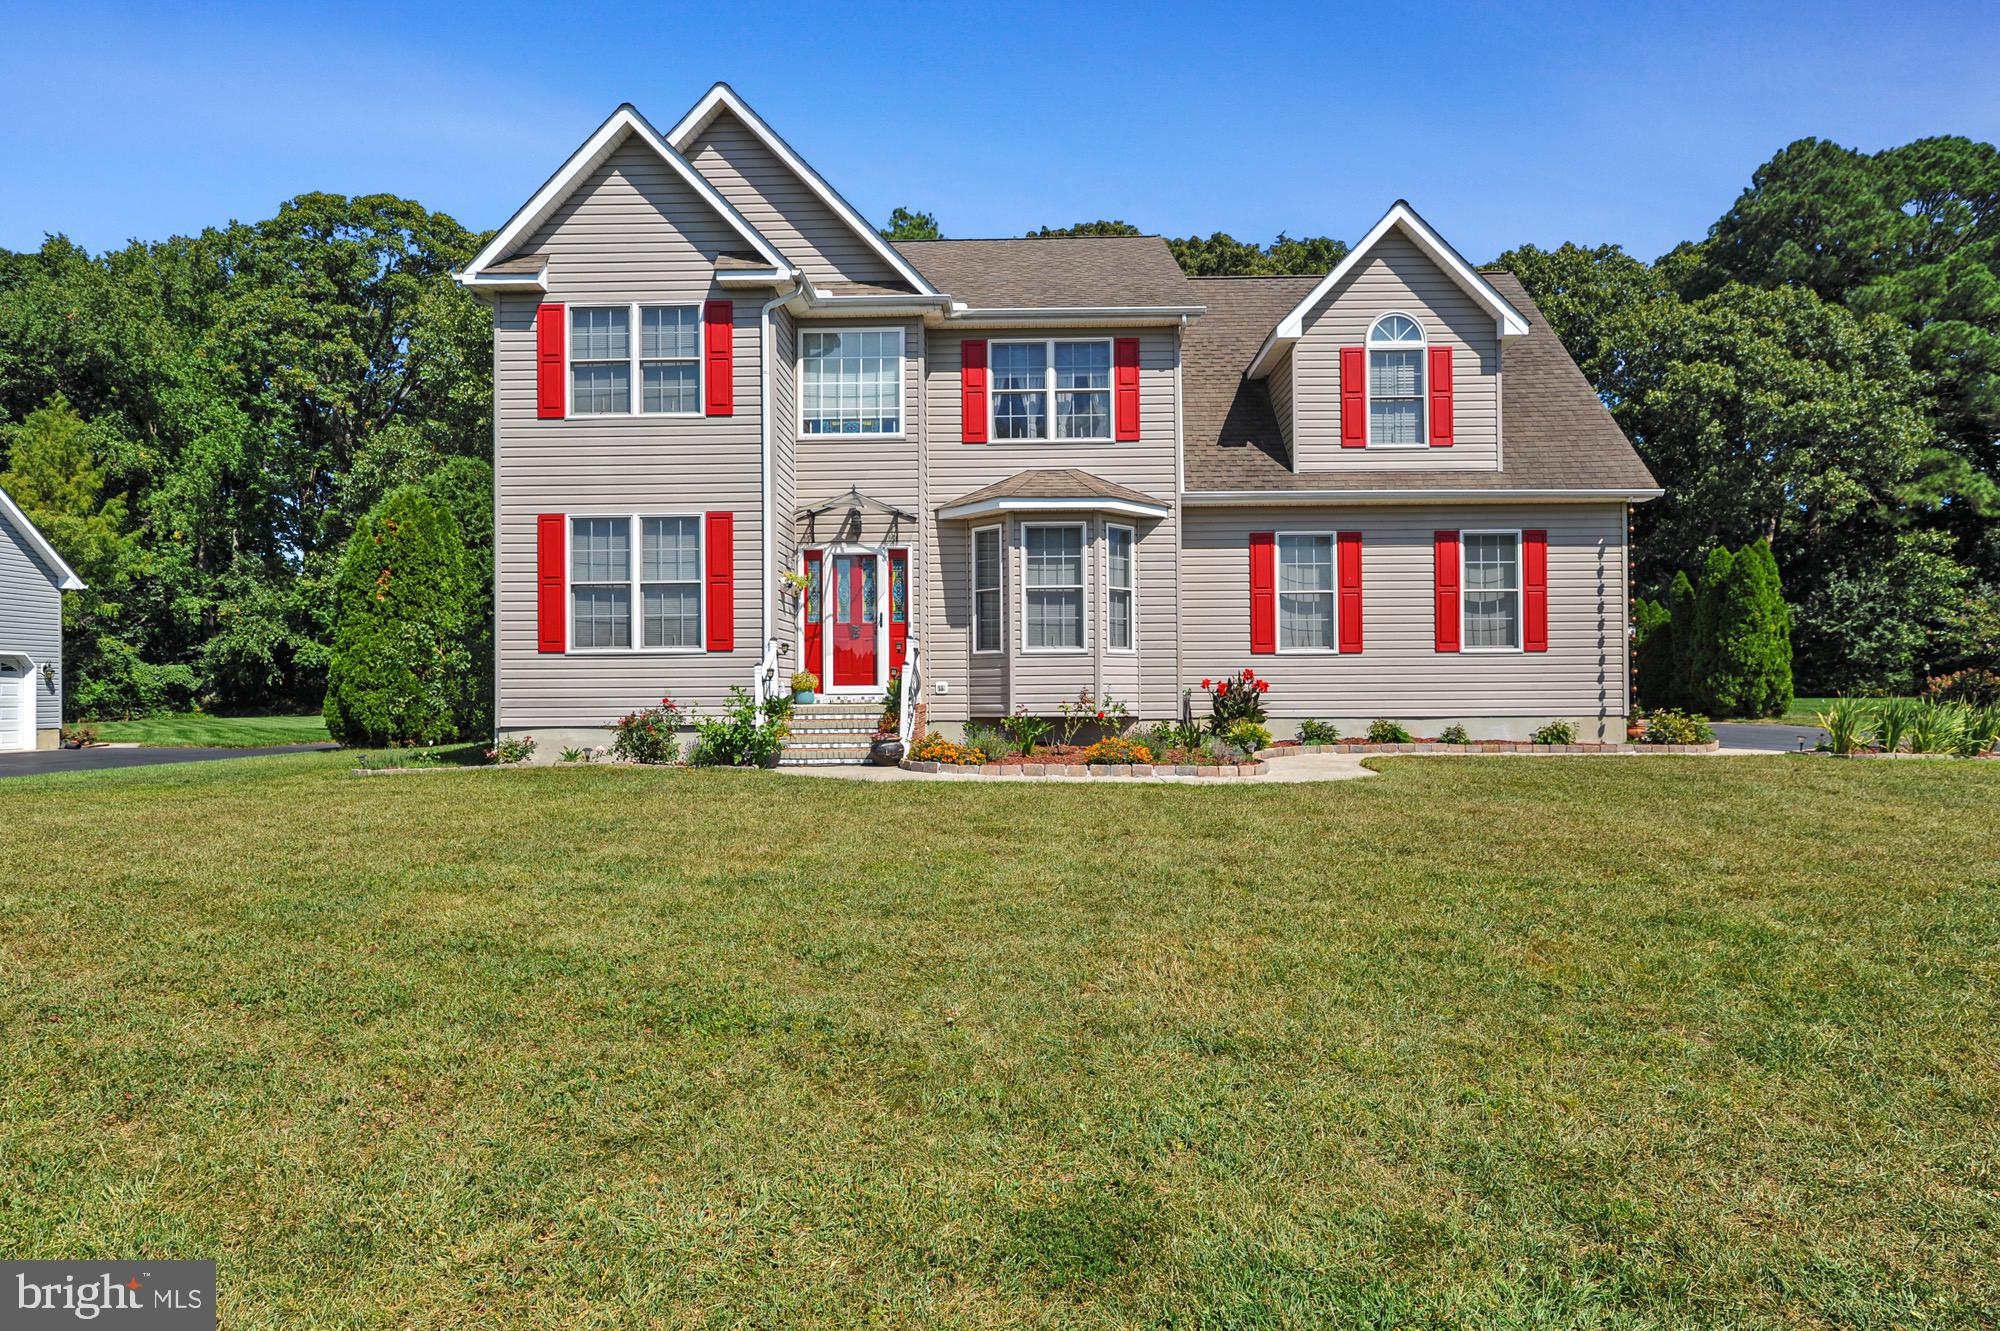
901;759;1270;779
1257;741;1720;757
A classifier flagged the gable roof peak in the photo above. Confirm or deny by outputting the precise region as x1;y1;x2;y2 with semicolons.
666;82;938;296
0;484;85;591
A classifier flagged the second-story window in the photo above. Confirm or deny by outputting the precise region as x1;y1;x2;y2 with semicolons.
801;328;902;435
1367;313;1425;446
572;305;701;415
991;340;1113;441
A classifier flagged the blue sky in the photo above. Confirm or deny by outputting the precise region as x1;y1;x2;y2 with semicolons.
4;1;1997;264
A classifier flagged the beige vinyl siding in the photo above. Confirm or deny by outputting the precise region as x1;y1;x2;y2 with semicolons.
1292;231;1500;472
493;138;765;730
0;508;63;735
1182;504;1630;735
771;307;799;652
923;329;1180;721
683;109;901;288
1268;345;1295;461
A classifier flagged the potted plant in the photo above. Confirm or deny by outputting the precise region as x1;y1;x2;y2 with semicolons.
870;726;904;766
1626;708;1647;741
791;670;819;704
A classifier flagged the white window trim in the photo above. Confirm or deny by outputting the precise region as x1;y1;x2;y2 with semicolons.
565;513;705;654
988;338;1115;444
1460;527;1524;654
797;325;906;440
1273;530;1339;655
566;303;704;417
1019;521;1089;655
970;524;1004;656
1365;310;1427;450
1104;523;1136;655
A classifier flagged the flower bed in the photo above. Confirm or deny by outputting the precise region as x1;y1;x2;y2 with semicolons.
901;756;1268;778
1260;740;1719;756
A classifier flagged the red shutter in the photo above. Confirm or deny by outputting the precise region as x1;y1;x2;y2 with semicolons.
1434;530;1461;653
1114;337;1141;441
888;548;909;671
536;303;565;419
961;339;988;443
1428;345;1454;446
1339;346;1366;447
703;300;733;416
536;514;565;652
1338;531;1363;654
802;549;823;682
1523;529;1549;652
705;511;734;651
1249;531;1276;654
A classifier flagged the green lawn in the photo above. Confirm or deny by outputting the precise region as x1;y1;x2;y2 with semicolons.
85;711;331;747
3;755;1996;1328
1727;696;1918;726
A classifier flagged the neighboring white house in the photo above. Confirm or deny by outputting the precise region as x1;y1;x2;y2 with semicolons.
0;484;84;751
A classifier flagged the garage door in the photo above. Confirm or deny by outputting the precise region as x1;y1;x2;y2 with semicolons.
0;655;29;752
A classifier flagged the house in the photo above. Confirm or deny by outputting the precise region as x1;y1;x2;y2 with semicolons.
0;484;84;751
454;84;1660;760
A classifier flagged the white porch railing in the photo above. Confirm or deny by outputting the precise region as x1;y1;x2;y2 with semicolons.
897;638;922;746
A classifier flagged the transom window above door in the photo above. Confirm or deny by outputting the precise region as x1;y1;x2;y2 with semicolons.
571;305;702;415
801;328;903;436
991;340;1112;441
1367;312;1425;447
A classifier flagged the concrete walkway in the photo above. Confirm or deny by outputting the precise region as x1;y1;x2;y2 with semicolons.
0;743;337;779
783;752;1380;784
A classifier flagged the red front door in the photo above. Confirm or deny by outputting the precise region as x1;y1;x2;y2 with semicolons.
831;553;878;688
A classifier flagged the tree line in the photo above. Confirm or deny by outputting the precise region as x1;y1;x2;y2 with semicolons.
0;135;1992;726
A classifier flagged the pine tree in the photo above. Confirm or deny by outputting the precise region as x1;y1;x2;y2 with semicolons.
322;487;472;746
1739;539;1795;716
1666;570;1698;710
1633;596;1672;710
1691;547;1741;714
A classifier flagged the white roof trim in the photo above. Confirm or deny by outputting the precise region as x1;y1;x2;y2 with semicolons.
936;495;1171;521
667;83;939;298
944;305;1207;327
457;104;789;284
1180;487;1663;507
1246;201;1530;379
0;484;86;590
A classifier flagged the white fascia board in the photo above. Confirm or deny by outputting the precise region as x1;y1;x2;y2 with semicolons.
936;495;1172;521
1245;201;1530;379
455;268;548;294
1180;487;1664;507
667;83;939;297
715;267;793;288
458;104;790;281
0;485;85;590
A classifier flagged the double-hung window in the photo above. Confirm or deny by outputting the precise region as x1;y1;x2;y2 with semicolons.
1462;531;1521;650
801;328;902;435
1023;523;1085;651
570;515;701;651
1277;533;1336;651
1106;525;1134;652
971;526;1003;654
990;340;1112;441
1367;313;1425;446
572;305;701;414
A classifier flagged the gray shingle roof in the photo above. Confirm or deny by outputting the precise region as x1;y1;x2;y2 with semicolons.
938;468;1165;514
897;236;1193;309
1181;270;1658;494
483;253;547;274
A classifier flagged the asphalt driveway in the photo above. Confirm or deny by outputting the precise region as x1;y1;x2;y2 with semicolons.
1710;722;1825;753
0;743;337;779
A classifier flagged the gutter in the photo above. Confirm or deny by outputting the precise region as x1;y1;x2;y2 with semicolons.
760;281;803;654
1179;487;1666;507
944;304;1207;327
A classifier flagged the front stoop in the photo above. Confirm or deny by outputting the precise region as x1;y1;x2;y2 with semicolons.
780;699;886;767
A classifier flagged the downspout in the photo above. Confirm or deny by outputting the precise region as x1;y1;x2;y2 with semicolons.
760;281;800;660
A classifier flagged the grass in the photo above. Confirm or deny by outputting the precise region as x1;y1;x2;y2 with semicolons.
1726;696;1918;726
2;754;1997;1328
84;711;331;747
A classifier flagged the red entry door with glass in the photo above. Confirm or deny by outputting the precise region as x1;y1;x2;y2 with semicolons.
830;553;878;688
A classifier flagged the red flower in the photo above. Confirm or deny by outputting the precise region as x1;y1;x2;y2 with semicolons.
1241;668;1253;681
661;697;671;706
1256;679;1269;693
1095;711;1105;720
1201;678;1212;690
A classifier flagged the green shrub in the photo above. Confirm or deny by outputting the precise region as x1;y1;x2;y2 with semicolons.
1531;720;1578;745
1366;719;1413;744
1924;668;2000;706
1438;723;1470;745
1225;721;1272;755
613;699;688;764
1297;719;1341;744
1081;736;1153;765
1957;703;2000;756
1000;709;1052;755
689;687;787;767
1632;596;1673;711
963;722;1011;760
1145;721;1205;759
1639;708;1714;745
322;487;474;747
1815;696;1869;754
1690;540;1792;718
1870;698;1916;754
1905;701;1962;754
71;637;201;720
486;734;536;764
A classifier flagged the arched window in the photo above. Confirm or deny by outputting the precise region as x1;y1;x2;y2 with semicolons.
1367;313;1426;446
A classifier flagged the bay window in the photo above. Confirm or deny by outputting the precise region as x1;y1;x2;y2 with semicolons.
801;328;902;435
1106;524;1134;652
972;525;1002;653
1023;523;1086;651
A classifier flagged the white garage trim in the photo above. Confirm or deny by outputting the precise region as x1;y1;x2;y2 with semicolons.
0;653;33;752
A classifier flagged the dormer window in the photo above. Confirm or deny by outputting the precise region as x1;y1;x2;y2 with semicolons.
1367;313;1425;447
